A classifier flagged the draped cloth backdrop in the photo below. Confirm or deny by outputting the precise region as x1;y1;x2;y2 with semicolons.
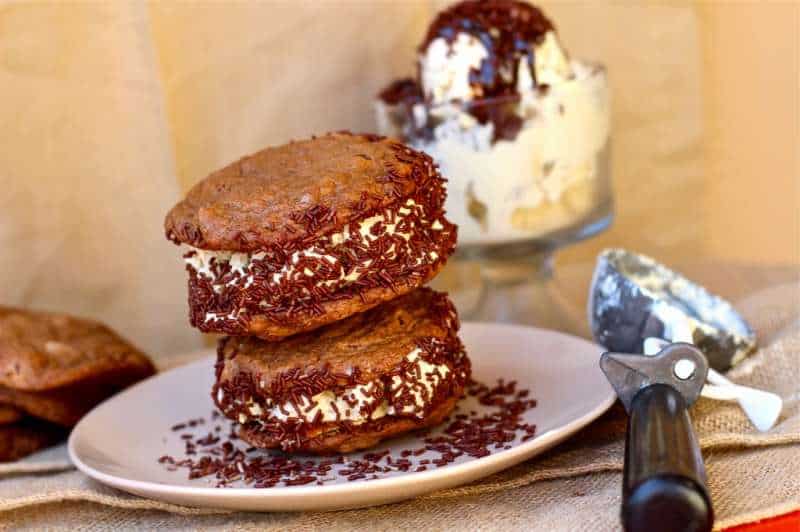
1;0;797;358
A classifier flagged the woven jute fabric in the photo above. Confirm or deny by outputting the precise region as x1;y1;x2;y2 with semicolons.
0;263;797;530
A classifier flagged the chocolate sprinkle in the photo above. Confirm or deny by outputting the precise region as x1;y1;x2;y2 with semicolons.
213;326;469;452
157;378;537;488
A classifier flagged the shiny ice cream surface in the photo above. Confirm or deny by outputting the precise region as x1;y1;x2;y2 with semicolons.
418;0;571;106
376;0;612;247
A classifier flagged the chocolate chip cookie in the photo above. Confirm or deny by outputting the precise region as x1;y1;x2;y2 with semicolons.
0;307;155;426
0;418;65;462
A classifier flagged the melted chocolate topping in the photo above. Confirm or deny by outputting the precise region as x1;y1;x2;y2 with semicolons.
420;0;554;99
378;78;424;106
378;1;557;143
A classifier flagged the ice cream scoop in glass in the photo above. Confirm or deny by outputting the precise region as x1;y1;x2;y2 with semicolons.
375;0;613;328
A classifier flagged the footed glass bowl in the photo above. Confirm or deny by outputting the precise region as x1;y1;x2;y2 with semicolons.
376;68;613;327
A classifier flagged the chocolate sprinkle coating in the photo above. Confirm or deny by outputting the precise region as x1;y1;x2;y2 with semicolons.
181;137;456;339
237;389;463;455
213;289;469;453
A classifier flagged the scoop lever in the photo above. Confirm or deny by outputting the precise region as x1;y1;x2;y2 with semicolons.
600;343;713;532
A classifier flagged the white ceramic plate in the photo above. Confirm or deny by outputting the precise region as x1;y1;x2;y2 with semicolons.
69;323;615;512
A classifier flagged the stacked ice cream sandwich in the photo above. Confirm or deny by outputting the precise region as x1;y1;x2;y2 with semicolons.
165;132;469;453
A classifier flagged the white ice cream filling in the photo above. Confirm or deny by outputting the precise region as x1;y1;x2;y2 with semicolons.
185;199;446;323
230;348;452;426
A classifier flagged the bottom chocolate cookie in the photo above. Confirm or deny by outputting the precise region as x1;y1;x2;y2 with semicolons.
0;418;65;462
214;288;470;454
0;405;23;426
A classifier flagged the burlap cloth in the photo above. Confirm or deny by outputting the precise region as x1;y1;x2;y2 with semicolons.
0;263;797;530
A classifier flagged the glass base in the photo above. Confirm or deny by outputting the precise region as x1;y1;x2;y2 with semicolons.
430;249;589;337
430;200;612;336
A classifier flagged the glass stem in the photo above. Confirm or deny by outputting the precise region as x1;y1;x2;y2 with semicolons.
433;252;587;336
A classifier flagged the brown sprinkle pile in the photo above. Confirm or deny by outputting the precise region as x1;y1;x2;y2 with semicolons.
158;378;537;488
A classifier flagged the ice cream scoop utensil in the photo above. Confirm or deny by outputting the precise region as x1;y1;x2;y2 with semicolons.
600;343;713;532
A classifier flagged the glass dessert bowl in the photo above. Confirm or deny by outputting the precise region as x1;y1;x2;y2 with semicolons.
375;0;612;328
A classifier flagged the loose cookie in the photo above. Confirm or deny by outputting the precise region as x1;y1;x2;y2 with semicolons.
0;418;65;462
0;405;22;425
0;307;155;426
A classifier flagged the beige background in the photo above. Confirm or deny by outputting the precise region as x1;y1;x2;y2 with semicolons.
1;0;798;358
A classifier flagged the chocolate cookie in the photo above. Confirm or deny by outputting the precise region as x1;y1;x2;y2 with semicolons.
0;405;22;425
0;417;65;462
164;132;457;340
0;382;125;427
0;307;155;426
213;288;470;454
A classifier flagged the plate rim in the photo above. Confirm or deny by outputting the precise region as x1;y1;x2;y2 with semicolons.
68;322;615;502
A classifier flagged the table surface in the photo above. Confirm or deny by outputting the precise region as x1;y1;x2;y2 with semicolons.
2;260;797;529
548;261;800;532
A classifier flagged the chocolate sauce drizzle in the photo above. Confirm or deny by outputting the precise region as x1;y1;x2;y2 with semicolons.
379;0;558;143
421;0;553;99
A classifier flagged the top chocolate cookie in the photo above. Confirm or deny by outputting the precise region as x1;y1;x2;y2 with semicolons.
164;132;458;340
166;132;442;251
